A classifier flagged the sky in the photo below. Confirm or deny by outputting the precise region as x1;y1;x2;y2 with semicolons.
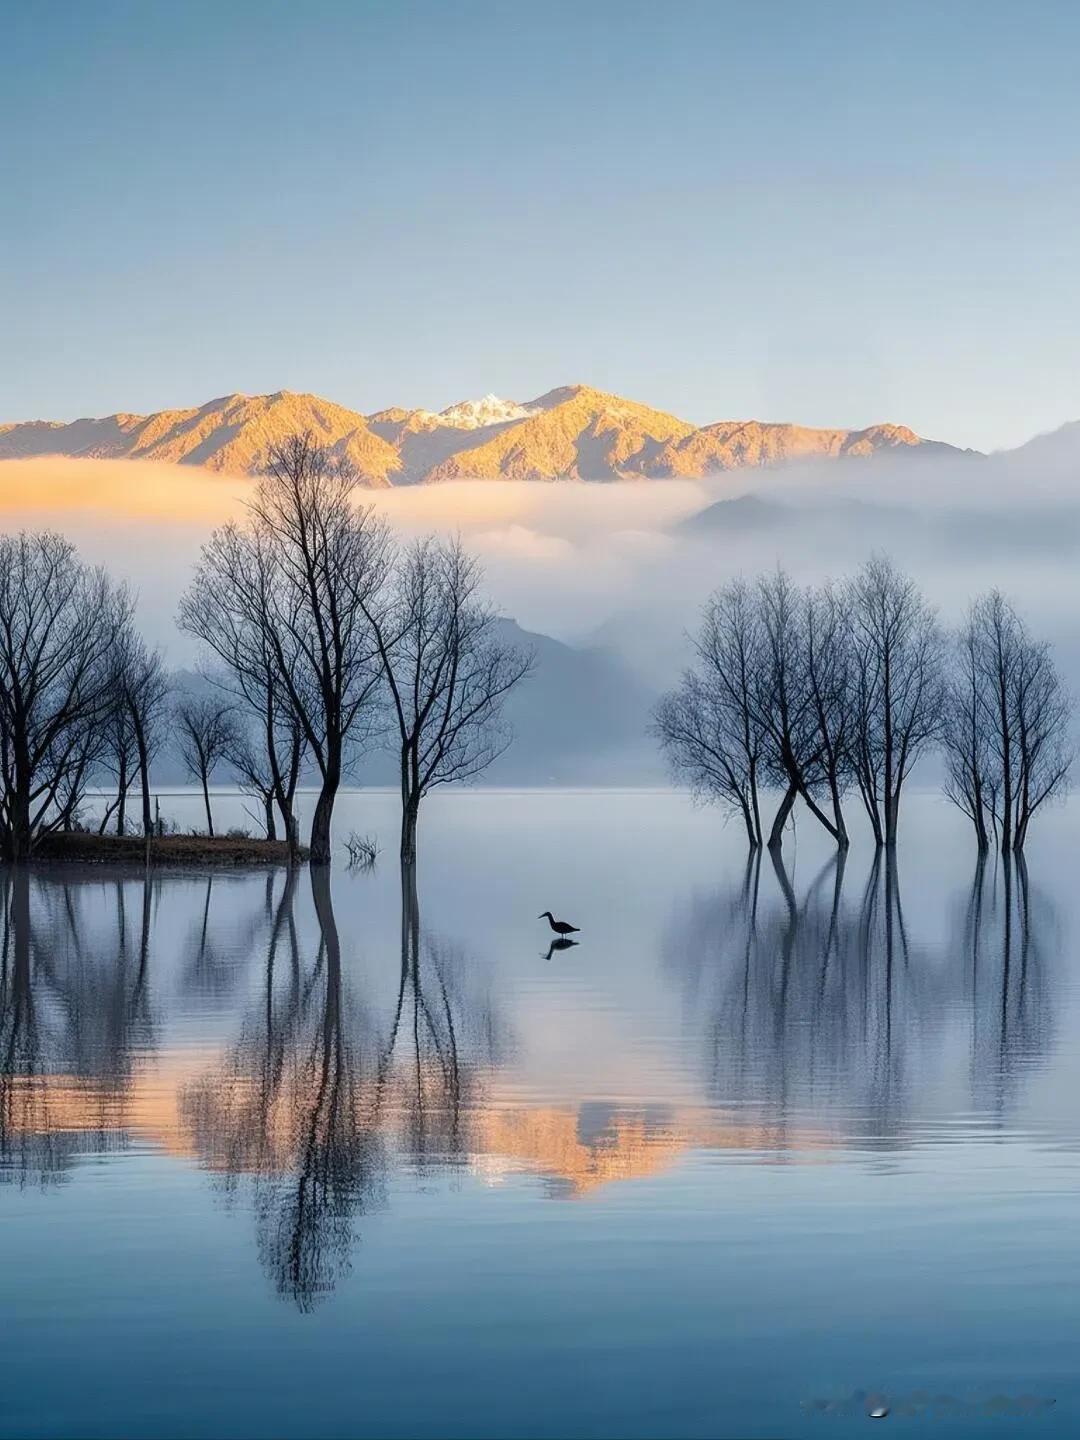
3;0;1080;451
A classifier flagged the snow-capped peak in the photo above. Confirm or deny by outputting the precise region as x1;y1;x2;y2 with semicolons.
435;393;536;429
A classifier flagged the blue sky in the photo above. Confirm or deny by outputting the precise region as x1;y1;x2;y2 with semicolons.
3;0;1078;449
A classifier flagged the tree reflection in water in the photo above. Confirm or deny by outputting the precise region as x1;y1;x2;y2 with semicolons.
0;867;158;1184
668;847;1056;1144
183;868;387;1310
181;862;504;1310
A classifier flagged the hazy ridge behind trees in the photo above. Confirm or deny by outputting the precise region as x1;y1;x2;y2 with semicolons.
657;557;1070;856
364;535;534;865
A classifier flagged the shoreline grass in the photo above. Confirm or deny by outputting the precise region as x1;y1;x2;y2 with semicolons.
32;832;307;868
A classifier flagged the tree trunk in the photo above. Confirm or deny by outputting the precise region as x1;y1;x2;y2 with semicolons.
135;728;152;839
797;780;842;846
201;769;214;838
749;761;763;849
972;780;988;852
10;743;32;863
400;747;421;866
884;783;900;849
768;782;798;851
117;755;127;837
264;792;277;842
309;749;340;865
400;793;420;866
827;770;849;851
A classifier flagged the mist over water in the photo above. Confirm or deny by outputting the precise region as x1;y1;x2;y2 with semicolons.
2;449;1078;707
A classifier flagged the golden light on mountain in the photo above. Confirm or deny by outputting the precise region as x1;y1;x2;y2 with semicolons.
0;384;967;486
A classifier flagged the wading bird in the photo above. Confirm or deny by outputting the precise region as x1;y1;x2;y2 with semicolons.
539;911;580;937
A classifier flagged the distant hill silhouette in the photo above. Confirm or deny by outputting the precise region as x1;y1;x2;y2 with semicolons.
154;620;662;792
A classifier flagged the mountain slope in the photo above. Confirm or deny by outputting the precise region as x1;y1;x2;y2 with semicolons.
642;419;962;476
420;385;696;483
0;384;972;483
0;392;402;486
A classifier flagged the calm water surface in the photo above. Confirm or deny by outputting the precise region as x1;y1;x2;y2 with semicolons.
2;789;1078;1438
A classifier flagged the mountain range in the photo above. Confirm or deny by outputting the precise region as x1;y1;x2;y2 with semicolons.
0;384;974;485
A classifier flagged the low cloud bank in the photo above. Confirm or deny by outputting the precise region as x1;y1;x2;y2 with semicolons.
1;455;1077;689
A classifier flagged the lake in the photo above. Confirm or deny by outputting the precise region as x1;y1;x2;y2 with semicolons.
1;788;1077;1438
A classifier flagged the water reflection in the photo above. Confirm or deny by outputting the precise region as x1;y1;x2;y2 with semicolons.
180;863;505;1308
0;869;158;1183
961;854;1056;1119
0;838;1065;1311
668;848;1057;1142
183;869;386;1309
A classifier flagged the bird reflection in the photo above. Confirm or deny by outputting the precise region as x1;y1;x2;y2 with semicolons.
542;937;580;960
667;846;1057;1144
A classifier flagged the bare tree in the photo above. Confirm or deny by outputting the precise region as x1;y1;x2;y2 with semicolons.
1012;631;1071;850
226;729;276;841
116;626;170;841
846;556;943;848
653;579;766;849
944;592;1071;852
754;571;844;851
942;606;994;851
223;706;305;843
800;582;855;850
365;537;533;866
97;664;140;836
0;532;129;860
180;433;392;864
179;527;305;853
175;696;236;837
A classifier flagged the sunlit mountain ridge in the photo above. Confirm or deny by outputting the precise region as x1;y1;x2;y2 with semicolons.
0;383;974;484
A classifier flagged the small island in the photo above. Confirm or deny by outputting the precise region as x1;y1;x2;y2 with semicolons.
33;831;305;868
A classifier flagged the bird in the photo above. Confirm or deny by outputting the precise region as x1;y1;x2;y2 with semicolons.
542;937;579;961
539;911;580;937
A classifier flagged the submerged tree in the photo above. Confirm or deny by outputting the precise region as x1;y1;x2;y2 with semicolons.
656;574;856;853
657;558;984;854
180;432;393;863
654;579;766;848
754;570;852;851
943;591;1071;852
365;536;533;866
799;582;855;850
846;556;943;848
